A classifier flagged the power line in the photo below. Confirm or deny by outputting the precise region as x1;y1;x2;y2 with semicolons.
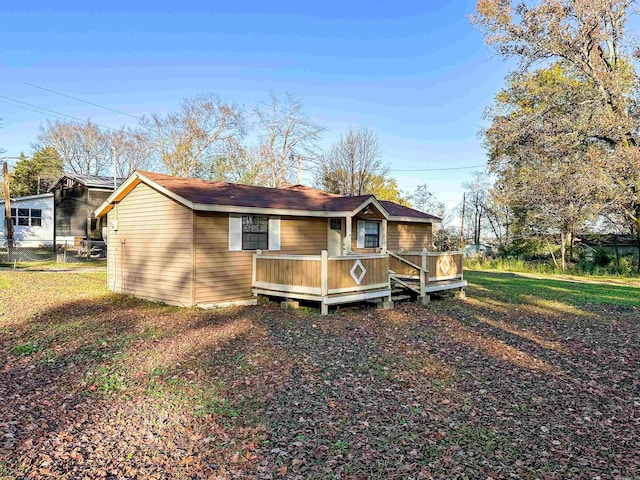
10;78;143;121
0;94;122;133
0;98;71;123
390;165;486;172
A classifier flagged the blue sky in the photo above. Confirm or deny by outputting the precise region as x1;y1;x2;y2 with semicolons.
0;1;510;210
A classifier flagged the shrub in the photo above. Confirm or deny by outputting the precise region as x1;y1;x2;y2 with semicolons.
593;247;612;267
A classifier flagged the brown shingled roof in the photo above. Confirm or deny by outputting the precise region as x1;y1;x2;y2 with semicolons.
139;171;371;212
379;200;441;221
109;171;439;221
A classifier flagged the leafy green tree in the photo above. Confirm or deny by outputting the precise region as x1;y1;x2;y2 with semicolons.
484;65;610;270
368;175;409;206
10;147;63;197
473;0;640;270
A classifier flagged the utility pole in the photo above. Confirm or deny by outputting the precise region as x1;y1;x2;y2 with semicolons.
3;162;14;261
459;191;466;250
112;146;117;191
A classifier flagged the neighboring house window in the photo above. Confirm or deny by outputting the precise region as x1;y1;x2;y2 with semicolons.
242;216;268;250
364;221;380;248
10;208;42;227
30;209;42;227
17;208;29;226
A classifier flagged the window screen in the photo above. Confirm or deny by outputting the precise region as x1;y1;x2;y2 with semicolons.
242;216;268;250
364;221;380;248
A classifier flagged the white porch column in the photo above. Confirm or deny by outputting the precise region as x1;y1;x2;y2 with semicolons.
345;215;352;253
381;219;387;251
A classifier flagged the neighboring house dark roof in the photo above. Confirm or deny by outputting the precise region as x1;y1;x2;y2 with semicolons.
50;173;126;191
578;234;639;247
96;170;441;222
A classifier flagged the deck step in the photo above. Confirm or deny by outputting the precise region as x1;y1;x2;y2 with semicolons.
391;295;413;301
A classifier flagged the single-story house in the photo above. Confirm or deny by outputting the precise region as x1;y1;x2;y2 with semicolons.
1;193;54;247
95;171;466;314
49;173;125;244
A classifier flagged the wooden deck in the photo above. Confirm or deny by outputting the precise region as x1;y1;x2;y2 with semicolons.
252;249;466;314
252;251;391;314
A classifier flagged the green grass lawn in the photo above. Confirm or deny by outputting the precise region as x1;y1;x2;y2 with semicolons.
465;270;640;307
0;270;638;479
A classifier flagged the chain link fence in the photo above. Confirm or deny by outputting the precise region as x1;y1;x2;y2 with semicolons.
0;239;107;265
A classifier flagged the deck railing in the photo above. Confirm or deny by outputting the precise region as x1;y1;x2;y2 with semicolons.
252;250;390;300
387;249;463;297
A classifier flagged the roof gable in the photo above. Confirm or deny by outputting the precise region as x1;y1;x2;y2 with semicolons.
50;173;126;191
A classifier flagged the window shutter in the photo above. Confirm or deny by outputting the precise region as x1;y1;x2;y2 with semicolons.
356;220;366;249
228;215;242;251
268;217;281;251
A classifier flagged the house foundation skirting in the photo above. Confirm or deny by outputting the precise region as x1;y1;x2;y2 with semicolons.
252;287;391;314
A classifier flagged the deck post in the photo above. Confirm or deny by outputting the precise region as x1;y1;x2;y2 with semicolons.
420;247;428;297
321;250;328;297
345;215;352;253
252;249;261;288
321;250;329;315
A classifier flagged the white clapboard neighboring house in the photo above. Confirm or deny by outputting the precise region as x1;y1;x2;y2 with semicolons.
0;193;54;246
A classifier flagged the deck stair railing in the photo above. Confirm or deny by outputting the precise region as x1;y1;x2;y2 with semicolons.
385;248;464;298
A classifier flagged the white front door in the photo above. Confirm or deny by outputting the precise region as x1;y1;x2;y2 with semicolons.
328;218;344;256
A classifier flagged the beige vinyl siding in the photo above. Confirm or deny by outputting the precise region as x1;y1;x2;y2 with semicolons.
279;216;328;254
194;214;328;305
194;212;254;305
387;222;433;252
106;183;193;306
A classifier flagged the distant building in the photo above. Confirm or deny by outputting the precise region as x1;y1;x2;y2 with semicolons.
578;234;639;261
49;173;125;243
0;193;54;246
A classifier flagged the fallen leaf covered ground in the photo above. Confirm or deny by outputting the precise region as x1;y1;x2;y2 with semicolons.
0;270;638;479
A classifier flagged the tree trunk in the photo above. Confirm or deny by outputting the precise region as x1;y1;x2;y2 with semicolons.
636;226;640;274
636;211;640;274
568;231;574;264
560;231;567;272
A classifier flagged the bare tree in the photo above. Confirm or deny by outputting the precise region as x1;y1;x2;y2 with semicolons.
141;94;246;177
461;171;490;248
208;138;270;186
410;184;445;216
37;120;111;175
315;126;387;196
255;92;325;187
109;129;155;178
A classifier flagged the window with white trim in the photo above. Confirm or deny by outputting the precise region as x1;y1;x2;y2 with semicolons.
10;207;42;227
363;221;380;248
242;216;269;250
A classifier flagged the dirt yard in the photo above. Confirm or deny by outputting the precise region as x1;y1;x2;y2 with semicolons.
0;270;638;479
